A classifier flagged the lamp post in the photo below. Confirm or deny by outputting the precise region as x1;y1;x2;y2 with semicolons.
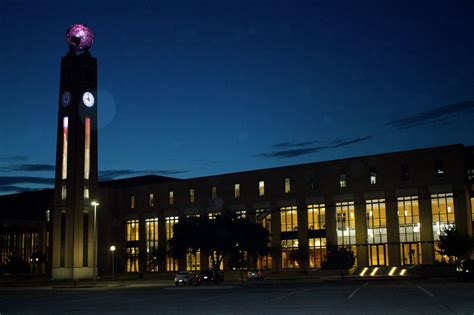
110;245;116;281
91;201;99;287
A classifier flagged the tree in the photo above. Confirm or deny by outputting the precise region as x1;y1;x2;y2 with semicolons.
321;243;355;279
289;247;310;273
437;225;474;263
168;211;270;283
3;253;30;275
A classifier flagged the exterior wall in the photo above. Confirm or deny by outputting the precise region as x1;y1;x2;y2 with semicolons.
96;144;473;274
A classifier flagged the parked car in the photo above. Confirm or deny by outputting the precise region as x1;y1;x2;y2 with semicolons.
247;269;265;280
196;270;224;284
456;259;474;281
174;271;195;285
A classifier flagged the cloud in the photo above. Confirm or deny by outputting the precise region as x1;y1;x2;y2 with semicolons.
387;101;474;129
272;140;320;149
256;146;328;159
0;155;29;162
256;135;373;159
0;176;54;194
99;169;190;181
0;164;55;172
0;185;37;193
0;176;54;186
328;136;373;148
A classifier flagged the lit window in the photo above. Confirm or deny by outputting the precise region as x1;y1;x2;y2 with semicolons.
284;178;291;193
235;210;246;219
211;186;217;200
187;250;200;272
208;212;219;220
401;163;409;181
149;193;154;207
146;218;159;272
190;189;195;203
234;184;240;199
259;181;265;196
366;199;387;266
339;173;347;188
46;210;50;223
84;117;90;180
126;219;139;241
169;191;174;205
309;237;327;269
62;117;68;180
398;196;421;265
336;201;356;248
126;247;139;273
84;188;89;199
472;198;474;223
431;193;455;263
280;206;298;232
370;169;376;185
130;196;135;209
166;216;179;271
435;160;444;177
281;239;299;269
61;186;67;200
431;193;455;241
308;204;325;230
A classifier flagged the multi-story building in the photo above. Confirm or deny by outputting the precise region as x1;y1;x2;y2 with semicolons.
1;25;473;279
2;143;474;277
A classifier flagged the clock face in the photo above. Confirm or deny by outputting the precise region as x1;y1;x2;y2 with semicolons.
61;91;71;107
82;91;95;107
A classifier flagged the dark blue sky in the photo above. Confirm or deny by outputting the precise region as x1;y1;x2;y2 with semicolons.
1;0;474;194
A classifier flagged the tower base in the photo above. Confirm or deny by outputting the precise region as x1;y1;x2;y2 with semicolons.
51;267;96;280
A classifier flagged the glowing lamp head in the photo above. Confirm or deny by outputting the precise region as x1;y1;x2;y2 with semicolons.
65;24;94;51
110;245;116;252
91;201;99;207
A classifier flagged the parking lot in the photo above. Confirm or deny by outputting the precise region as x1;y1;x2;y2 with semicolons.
0;278;473;314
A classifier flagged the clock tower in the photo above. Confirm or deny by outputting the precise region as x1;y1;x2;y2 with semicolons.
52;24;98;280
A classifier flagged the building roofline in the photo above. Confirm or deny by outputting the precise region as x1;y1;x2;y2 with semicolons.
179;143;466;181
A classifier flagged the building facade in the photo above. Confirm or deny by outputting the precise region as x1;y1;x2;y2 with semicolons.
96;144;474;275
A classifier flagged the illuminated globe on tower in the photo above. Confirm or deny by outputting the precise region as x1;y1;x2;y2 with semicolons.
52;24;99;281
65;24;94;52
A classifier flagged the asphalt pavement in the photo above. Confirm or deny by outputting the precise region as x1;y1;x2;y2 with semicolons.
0;278;473;314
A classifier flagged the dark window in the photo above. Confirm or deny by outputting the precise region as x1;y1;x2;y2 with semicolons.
435;160;444;177
311;174;318;190
401;164;409;181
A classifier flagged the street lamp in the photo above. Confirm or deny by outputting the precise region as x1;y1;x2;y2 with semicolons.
91;201;100;287
110;245;116;281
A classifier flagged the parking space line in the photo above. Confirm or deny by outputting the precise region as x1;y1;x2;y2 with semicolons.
348;282;367;299
199;292;234;301
416;286;435;297
348;287;360;299
273;288;312;301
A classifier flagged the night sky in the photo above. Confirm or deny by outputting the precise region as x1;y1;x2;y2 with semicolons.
1;0;474;195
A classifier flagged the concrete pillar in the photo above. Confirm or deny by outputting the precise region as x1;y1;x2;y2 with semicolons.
297;201;309;271
386;193;400;266
419;188;434;265
355;195;368;267
324;195;337;248
270;206;281;272
453;185;471;238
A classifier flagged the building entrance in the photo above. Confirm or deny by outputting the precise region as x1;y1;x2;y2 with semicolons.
400;242;421;265
369;244;387;266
